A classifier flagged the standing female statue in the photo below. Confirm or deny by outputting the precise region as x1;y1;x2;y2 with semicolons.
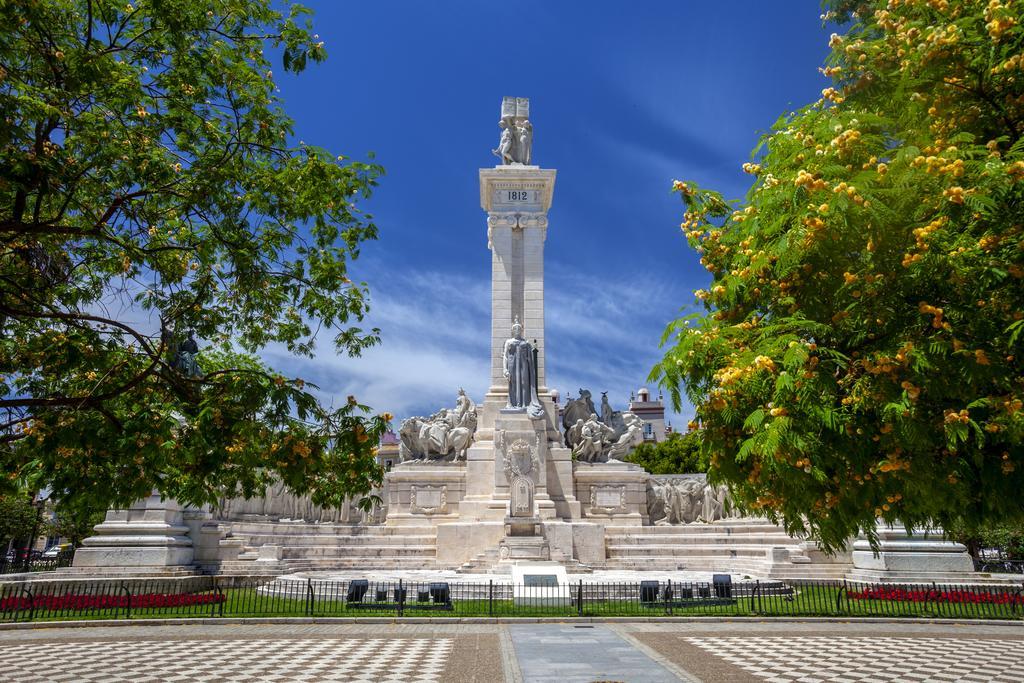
503;317;543;418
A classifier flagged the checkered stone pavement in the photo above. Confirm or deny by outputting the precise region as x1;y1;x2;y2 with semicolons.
1;637;454;682
685;635;1024;682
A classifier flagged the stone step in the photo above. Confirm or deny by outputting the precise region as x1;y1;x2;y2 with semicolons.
277;545;436;559
606;545;774;559
604;523;788;536
226;528;434;536
231;534;436;547
605;534;798;546
281;559;440;570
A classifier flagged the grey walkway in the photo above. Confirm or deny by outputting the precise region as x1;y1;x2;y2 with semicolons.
507;624;685;682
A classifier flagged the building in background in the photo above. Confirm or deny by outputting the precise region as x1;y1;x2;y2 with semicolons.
555;387;671;444
377;431;400;470
628;387;669;443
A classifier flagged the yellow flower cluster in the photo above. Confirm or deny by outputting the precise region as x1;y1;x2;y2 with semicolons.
713;355;775;388
978;234;1001;251
794;170;829;192
829;128;861;155
984;0;1017;40
912;154;964;177
832;181;865;205
918;302;944;328
672;180;693;195
942;186;965;203
1007;161;1024;179
742;162;762;175
911;215;945;252
821;87;845;104
991;53;1024;73
943;409;970;425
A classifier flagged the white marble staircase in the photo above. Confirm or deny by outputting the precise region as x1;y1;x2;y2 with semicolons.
213;521;439;575
602;520;852;579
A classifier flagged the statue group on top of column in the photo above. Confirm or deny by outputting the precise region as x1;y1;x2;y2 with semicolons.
398;389;478;462
503;317;544;419
562;389;646;463
647;477;743;525
492;96;533;165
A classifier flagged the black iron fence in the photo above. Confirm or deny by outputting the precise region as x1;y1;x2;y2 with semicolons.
974;557;1024;574
1;576;1023;622
0;550;75;575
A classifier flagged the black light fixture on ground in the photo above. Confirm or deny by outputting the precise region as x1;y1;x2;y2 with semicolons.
429;582;451;605
345;579;369;603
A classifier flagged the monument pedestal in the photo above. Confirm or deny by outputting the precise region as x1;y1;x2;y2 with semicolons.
498;516;551;563
384;462;465;527
847;523;975;582
72;493;196;573
573;460;650;526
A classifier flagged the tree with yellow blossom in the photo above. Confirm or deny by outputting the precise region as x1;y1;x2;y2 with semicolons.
653;0;1024;551
0;1;389;515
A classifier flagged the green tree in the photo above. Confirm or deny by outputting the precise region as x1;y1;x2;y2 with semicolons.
0;494;39;551
45;496;107;547
653;0;1024;551
627;431;708;475
0;1;389;514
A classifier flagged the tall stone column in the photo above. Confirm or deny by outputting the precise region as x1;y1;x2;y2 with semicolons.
459;98;580;526
480;167;555;404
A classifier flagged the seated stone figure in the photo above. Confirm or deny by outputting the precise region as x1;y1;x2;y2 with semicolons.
398;390;479;461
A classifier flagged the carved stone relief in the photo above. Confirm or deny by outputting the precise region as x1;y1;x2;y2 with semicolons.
410;485;448;515
589;485;627;515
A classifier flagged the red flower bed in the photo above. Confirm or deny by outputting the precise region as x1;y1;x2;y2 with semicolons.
847;586;1024;606
0;592;226;612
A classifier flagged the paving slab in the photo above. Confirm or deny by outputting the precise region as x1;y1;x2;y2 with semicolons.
507;624;683;682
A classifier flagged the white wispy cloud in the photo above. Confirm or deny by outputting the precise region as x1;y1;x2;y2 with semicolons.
262;262;696;428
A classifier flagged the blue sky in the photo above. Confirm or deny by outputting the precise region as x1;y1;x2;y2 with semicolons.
264;1;833;426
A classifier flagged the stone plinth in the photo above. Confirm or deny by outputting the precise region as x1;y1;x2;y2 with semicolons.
72;493;195;571
848;523;975;581
499;535;550;563
510;561;571;605
573;460;650;526
384;463;465;527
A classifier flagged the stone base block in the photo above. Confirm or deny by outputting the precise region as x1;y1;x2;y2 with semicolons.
385;464;465;527
73;493;195;570
510;561;571;606
573;460;649;525
498;535;550;563
848;525;974;581
70;546;194;569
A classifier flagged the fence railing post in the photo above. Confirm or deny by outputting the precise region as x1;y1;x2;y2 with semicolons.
212;577;222;618
488;580;493;617
119;582;131;620
398;579;404;618
22;586;34;623
665;579;671;617
836;580;846;615
305;578;313;617
577;580;583;617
